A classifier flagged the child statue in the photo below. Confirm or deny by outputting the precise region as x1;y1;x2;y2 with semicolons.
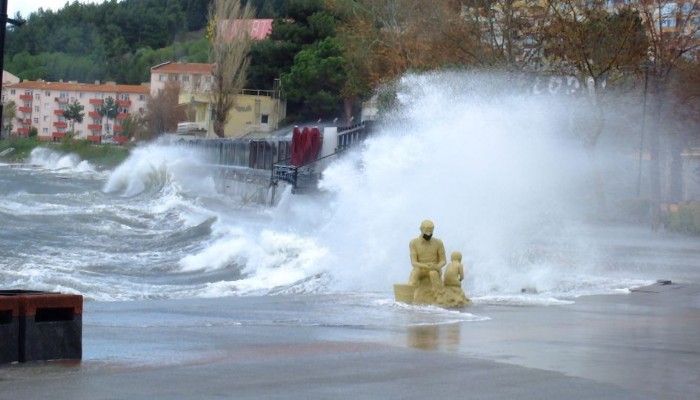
439;251;471;308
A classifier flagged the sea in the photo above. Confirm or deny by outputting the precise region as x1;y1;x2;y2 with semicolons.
2;71;699;327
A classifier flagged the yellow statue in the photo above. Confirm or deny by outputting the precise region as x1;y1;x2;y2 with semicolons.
443;251;464;287
394;220;471;308
441;251;472;308
408;220;446;304
408;220;446;286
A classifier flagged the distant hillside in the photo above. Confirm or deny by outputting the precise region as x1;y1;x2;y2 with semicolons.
4;0;289;85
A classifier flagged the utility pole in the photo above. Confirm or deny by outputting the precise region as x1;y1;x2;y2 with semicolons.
0;0;24;140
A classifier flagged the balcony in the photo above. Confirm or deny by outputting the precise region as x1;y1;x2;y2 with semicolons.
16;118;31;125
113;136;128;144
17;127;30;135
18;106;32;114
114;125;123;133
116;112;129;120
55;97;69;104
88;124;102;131
88;111;101;119
53;121;68;128
54;109;65;115
116;99;132;107
19;94;33;102
87;135;102;143
52;132;66;139
89;98;104;106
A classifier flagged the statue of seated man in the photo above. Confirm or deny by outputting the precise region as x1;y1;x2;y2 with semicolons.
408;220;446;303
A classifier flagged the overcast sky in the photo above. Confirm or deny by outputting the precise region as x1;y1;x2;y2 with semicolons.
7;0;105;19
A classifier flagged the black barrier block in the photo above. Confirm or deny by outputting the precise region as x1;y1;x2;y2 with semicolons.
0;296;20;364
0;290;54;295
18;294;83;362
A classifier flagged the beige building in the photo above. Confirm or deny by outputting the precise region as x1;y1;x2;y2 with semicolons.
2;80;149;142
150;61;285;138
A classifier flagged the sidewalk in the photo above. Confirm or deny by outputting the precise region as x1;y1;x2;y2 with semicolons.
0;282;697;400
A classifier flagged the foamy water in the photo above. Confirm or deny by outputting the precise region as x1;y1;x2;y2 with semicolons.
2;71;699;313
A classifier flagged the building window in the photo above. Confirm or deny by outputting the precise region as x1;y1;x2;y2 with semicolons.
261;114;269;124
119;94;130;100
35;94;40;100
33;118;39;124
139;95;145;101
182;75;190;82
159;74;166;82
10;89;15;95
79;92;84;98
43;116;48;122
42;127;49;134
45;91;51;96
24;90;31;95
96;93;104;99
661;18;676;28
169;74;178;81
60;92;69;99
34;106;39;112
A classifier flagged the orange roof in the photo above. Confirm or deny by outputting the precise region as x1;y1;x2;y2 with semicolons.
151;62;214;74
5;80;149;93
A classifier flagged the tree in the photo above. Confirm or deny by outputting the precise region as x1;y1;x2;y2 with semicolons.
145;82;185;135
543;1;648;211
208;0;256;138
62;99;85;134
2;101;17;138
545;2;647;147
98;96;118;136
631;0;700;224
119;113;150;141
281;37;347;120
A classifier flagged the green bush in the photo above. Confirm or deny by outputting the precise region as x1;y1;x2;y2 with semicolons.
0;136;41;160
0;136;130;168
665;203;700;235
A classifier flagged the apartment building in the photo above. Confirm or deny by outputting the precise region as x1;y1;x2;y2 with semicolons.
150;61;285;138
149;62;214;97
2;80;149;143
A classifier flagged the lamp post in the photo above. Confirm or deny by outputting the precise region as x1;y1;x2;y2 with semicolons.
0;0;24;140
636;61;653;197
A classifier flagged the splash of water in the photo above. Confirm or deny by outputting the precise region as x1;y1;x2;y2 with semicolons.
103;143;217;198
27;147;97;173
302;71;637;297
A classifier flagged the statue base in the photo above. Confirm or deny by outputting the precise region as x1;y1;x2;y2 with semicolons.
393;282;471;309
393;284;416;304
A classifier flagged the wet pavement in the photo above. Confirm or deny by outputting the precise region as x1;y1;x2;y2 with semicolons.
0;282;698;400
